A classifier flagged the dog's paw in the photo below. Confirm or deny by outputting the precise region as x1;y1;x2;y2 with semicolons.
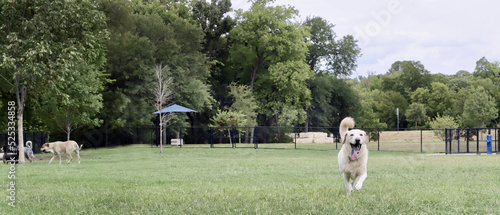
355;183;363;191
346;185;353;194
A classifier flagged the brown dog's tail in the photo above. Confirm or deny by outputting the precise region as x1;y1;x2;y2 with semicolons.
79;144;83;150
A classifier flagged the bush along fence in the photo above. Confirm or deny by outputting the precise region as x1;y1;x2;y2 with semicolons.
445;128;500;154
3;126;499;154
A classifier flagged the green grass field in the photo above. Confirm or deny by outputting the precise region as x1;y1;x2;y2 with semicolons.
1;144;499;214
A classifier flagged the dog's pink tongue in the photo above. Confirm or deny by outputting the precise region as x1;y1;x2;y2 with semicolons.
351;146;360;160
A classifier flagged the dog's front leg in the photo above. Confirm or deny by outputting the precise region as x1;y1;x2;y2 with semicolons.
48;155;57;164
354;173;367;191
343;173;353;194
58;152;62;165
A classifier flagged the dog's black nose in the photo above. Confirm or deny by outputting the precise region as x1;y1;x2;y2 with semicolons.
355;138;360;143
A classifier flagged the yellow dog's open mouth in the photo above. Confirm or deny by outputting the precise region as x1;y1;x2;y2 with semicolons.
350;143;361;161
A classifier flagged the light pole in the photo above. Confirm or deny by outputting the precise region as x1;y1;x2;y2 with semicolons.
396;108;399;134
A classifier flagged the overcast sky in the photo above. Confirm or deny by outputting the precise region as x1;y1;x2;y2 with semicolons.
231;0;500;78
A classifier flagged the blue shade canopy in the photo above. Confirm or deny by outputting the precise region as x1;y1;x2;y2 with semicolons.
152;104;198;114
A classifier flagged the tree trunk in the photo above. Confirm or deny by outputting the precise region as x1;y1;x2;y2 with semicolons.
250;52;265;91
305;111;310;132
227;128;233;147
17;112;25;164
66;125;71;141
16;79;26;164
163;127;167;147
66;107;71;141
250;127;255;144
250;64;259;90
159;115;163;153
244;128;250;143
105;120;109;147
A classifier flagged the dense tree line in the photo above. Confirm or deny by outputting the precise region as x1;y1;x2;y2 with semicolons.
1;0;499;146
353;58;500;129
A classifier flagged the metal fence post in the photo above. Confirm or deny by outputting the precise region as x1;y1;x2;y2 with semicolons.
209;127;214;148
335;130;338;150
450;128;453;154
466;128;469;153
420;129;423;153
476;128;480;154
231;127;235;148
294;126;297;150
377;128;380;151
451;128;454;154
496;128;498;152
254;127;258;149
445;128;448;154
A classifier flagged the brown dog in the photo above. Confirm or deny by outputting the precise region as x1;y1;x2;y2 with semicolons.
40;141;83;164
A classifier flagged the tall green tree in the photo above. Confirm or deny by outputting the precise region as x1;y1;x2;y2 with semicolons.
0;0;108;163
192;0;235;61
38;63;106;140
104;30;155;126
101;0;213;128
229;0;310;90
469;78;500;122
354;77;388;130
228;83;257;127
427;82;453;118
384;61;432;100
97;0;139;129
405;103;427;129
411;82;453;119
134;2;213;127
210;110;247;146
302;17;361;129
228;83;257;143
373;91;408;128
448;70;473;92
461;86;498;127
229;0;311;126
473;57;500;83
356;89;388;130
303;16;360;76
307;73;361;128
192;0;235;110
256;61;313;126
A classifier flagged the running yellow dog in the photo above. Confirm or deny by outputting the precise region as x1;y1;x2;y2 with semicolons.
40;141;83;164
337;117;369;194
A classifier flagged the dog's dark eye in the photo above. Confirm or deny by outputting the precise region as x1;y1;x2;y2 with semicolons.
350;134;353;136
360;134;363;136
